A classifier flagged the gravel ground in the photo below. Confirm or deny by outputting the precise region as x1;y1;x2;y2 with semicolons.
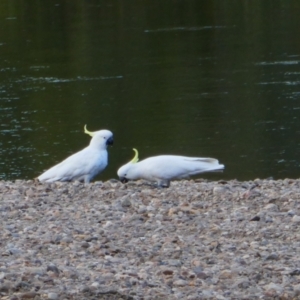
1;178;300;299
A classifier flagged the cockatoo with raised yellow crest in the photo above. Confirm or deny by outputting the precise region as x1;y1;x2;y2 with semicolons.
38;125;113;183
117;149;224;187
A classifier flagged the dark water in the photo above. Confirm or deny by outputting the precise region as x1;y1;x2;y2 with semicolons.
1;0;300;182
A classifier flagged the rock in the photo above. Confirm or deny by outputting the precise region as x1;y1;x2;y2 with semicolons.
173;279;187;286
234;278;250;289
290;269;300;276
201;290;214;298
19;292;38;299
91;282;100;288
81;242;90;248
294;283;300;292
47;265;60;275
196;271;209;279
287;209;295;216
7;247;22;255
250;215;260;221
213;186;228;195
263;203;278;211
121;197;132;207
164;259;182;267
219;270;233;279
47;292;58;299
162;270;174;276
0;283;11;293
264;282;283;294
265;253;279;260
292;215;300;223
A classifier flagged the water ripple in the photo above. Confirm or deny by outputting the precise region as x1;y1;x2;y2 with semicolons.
144;26;227;33
15;75;123;84
257;81;300;86
255;61;300;66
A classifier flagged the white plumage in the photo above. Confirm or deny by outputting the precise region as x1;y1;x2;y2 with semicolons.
38;126;113;183
117;149;224;187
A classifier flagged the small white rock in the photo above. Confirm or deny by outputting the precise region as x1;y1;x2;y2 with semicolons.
263;203;278;211
48;293;58;300
173;279;187;286
264;282;283;293
91;282;100;288
292;215;300;223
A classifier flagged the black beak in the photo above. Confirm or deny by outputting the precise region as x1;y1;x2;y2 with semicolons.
119;177;128;184
106;137;114;146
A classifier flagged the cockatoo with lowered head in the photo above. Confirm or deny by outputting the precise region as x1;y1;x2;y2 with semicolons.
38;125;113;183
117;149;224;187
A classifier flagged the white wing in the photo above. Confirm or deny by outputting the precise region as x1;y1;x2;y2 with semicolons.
139;155;224;180
38;147;107;183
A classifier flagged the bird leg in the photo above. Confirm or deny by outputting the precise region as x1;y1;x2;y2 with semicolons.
157;180;170;188
84;176;91;184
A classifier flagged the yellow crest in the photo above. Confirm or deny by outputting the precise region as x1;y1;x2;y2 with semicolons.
84;124;95;137
131;148;139;163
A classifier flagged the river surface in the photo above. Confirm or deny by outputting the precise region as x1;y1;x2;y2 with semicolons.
1;0;300;182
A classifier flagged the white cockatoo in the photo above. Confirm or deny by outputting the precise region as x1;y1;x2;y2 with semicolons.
38;125;113;183
117;149;224;187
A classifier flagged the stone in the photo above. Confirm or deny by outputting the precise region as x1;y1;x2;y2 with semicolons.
263;203;278;211
292;215;300;223
219;270;233;279
121;197;132;207
47;293;58;299
19;292;38;299
173;279;187;286
287;210;296;216
162;270;174;276
265;253;279;260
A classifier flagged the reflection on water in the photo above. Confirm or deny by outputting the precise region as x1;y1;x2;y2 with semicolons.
1;0;300;182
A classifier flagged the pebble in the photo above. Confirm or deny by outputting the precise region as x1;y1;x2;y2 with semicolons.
264;282;283;293
173;279;187;286
219;270;233;279
19;292;38;299
292;215;300;223
0;178;299;299
287;209;295;216
47;292;58;299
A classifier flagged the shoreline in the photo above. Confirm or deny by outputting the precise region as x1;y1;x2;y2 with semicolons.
0;178;300;299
